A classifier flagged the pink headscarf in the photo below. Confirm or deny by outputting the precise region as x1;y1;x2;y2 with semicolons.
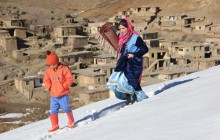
118;18;138;50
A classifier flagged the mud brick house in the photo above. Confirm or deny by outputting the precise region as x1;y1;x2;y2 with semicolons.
0;29;17;52
129;6;158;15
207;24;220;33
64;17;76;24
191;21;212;34
91;63;116;82
149;7;160;13
12;49;45;61
0;36;17;52
148;69;196;81
157;15;194;32
67;35;88;51
59;51;93;66
117;11;130;19
191;57;220;70
209;44;219;57
2;19;26;27
176;17;195;27
129;6;158;24
108;16;119;26
56;36;68;46
159;40;178;50
144;48;168;71
206;37;220;47
30;25;51;37
141;31;158;40
133;22;148;33
93;54;116;65
0;30;10;37
171;42;212;59
14;75;44;99
74;69;106;86
145;39;160;48
53;25;83;38
166;42;214;69
87;22;105;35
140;32;159;47
0;26;26;39
160;14;187;22
79;87;109;105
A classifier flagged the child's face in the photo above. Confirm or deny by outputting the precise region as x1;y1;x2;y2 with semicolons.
48;63;58;70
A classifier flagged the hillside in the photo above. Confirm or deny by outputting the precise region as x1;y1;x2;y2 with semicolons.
1;65;220;140
0;0;220;24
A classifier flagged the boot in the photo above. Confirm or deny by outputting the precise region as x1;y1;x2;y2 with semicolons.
126;94;135;105
48;114;59;132
67;112;74;128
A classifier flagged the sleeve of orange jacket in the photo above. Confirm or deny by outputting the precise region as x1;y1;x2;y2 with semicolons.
62;67;74;89
44;70;52;91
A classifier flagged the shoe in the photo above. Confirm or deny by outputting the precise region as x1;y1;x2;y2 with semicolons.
126;94;135;105
48;114;59;132
67;112;74;128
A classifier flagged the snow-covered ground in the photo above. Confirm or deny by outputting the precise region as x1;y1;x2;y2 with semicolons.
0;113;27;119
1;66;220;140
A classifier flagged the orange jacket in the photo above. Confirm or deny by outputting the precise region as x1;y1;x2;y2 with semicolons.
44;64;74;97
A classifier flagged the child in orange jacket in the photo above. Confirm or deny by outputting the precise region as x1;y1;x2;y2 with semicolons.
44;50;74;132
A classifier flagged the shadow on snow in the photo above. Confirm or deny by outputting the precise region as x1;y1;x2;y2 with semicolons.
154;77;199;95
75;101;127;126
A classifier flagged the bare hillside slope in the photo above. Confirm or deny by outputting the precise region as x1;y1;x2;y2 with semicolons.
0;0;219;24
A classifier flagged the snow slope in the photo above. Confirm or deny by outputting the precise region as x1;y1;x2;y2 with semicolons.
1;66;220;140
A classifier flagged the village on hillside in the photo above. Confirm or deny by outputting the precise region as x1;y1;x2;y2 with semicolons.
1;5;220;108
0;3;220;133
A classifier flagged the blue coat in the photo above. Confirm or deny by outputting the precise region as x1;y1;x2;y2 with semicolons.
107;34;149;102
115;34;148;91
